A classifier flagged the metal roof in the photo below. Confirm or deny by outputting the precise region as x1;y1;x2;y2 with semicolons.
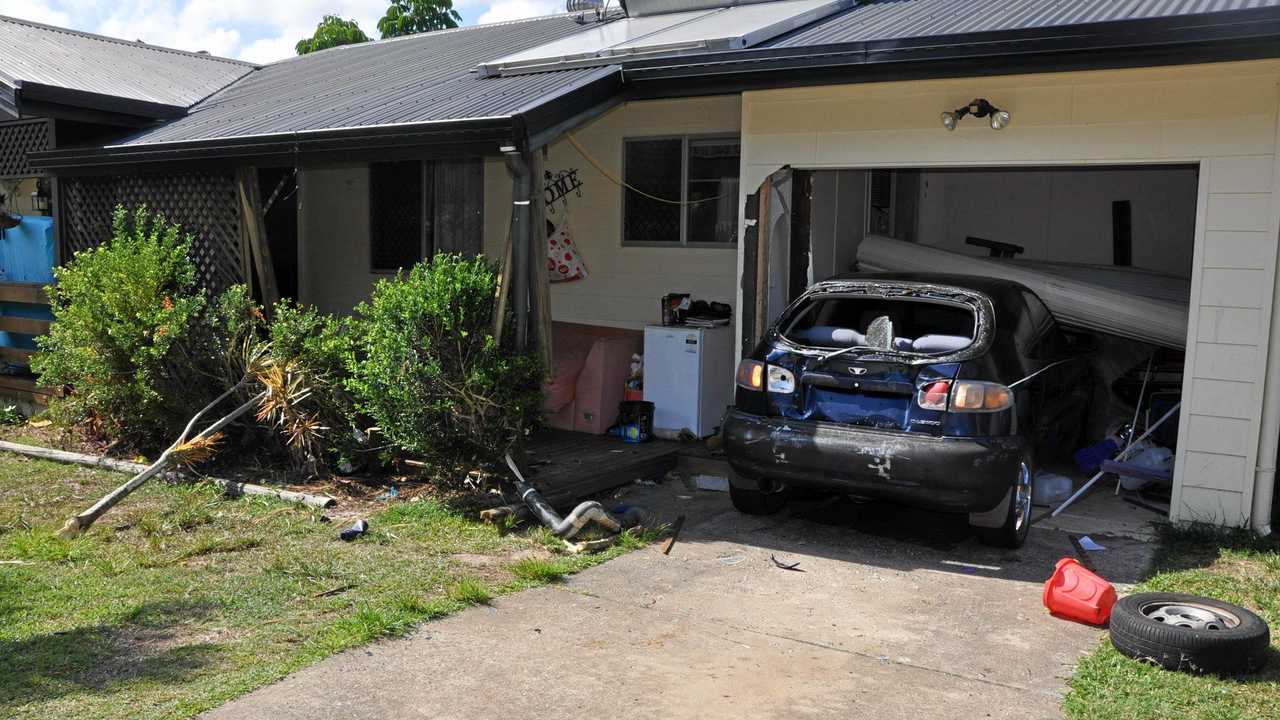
771;0;1280;46
29;0;1280;169
0;14;253;116
112;15;613;148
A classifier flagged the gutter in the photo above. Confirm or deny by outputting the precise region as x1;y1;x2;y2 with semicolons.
29;65;625;174
621;6;1280;94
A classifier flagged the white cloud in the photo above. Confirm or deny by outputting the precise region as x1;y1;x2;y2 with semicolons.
478;0;564;24
1;0;569;64
0;0;70;27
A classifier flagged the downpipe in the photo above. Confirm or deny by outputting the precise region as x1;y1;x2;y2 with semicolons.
1251;250;1280;535
505;452;637;540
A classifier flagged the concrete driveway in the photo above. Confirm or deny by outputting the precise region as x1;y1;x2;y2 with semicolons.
205;484;1155;720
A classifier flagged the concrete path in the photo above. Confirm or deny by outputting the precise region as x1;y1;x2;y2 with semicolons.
205;485;1155;720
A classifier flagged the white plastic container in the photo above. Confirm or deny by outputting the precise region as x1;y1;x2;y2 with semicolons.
1033;472;1073;506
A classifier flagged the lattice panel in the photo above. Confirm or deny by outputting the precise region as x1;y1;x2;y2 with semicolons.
0;119;50;180
60;171;244;293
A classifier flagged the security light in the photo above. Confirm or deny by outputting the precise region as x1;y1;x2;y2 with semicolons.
941;98;1010;131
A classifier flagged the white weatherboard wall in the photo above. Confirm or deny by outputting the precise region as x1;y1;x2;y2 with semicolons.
740;60;1280;527
484;96;742;330
916;166;1200;277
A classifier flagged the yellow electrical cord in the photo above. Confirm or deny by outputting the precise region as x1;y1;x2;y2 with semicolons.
565;132;733;206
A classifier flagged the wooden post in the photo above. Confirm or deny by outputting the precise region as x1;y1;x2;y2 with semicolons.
236;167;280;309
530;151;553;375
754;180;771;345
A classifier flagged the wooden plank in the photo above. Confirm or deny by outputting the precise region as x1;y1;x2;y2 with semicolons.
0;316;50;335
0;282;48;305
0;375;52;405
754;179;771;347
236;167;280;309
529;152;553;379
524;430;680;509
0;346;33;364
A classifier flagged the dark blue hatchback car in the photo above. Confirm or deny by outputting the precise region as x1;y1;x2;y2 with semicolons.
722;273;1092;547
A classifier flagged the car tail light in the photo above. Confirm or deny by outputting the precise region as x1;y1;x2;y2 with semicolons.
951;381;1014;412
736;360;765;390
917;380;951;411
767;366;796;394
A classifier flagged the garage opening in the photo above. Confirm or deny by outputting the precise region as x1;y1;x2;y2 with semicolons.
743;163;1198;537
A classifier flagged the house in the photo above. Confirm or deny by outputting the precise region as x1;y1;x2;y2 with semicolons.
18;0;1280;530
0;15;253;404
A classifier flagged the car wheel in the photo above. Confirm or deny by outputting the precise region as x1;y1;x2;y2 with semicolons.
1109;592;1271;675
976;456;1034;548
729;482;789;515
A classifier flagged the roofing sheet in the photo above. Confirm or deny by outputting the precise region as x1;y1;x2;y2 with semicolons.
771;0;1280;47
115;15;610;147
0;14;253;108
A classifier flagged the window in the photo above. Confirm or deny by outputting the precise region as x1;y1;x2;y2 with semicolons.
370;160;431;272
623;135;740;246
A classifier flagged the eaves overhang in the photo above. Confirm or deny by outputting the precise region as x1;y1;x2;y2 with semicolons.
620;5;1280;94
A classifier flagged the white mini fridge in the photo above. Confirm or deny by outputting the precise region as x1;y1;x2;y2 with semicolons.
643;325;735;438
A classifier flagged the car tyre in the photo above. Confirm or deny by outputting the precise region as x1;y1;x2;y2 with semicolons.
975;455;1034;548
729;482;788;515
1109;592;1270;675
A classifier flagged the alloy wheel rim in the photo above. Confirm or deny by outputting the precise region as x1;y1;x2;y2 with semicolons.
1013;462;1032;532
1140;601;1240;631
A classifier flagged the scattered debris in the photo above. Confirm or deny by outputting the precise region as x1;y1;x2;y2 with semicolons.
27;419;51;429
660;515;686;555
480;503;529;524
1077;535;1106;552
771;554;804;572
1067;535;1097;572
693;474;730;492
0;440;336;511
718;554;746;566
312;583;356;598
1109;592;1271;675
1044;557;1116;626
564;537;617;554
339;519;369;542
377;485;399;500
504;452;635;541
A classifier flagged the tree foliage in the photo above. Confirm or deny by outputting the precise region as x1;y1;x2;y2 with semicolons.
296;15;370;55
377;0;462;39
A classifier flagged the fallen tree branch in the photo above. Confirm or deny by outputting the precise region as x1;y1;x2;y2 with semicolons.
0;439;335;519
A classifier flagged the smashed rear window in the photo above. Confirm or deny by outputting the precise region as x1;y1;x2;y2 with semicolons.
781;295;977;354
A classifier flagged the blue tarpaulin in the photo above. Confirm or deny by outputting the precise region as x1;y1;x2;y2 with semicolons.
1;215;56;363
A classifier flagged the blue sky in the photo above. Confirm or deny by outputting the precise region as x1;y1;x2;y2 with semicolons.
1;0;564;63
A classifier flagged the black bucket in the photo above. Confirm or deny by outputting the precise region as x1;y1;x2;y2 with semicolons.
613;400;655;443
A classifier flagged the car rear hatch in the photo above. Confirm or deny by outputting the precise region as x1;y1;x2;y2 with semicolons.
759;280;995;435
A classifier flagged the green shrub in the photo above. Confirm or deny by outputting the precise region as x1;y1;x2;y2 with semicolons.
267;300;361;465
32;206;262;450
346;254;542;469
34;207;216;446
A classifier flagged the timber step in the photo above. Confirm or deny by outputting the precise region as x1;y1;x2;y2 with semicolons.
524;430;680;510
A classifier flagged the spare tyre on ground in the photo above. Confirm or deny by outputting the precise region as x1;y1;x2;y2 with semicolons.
1109;592;1271;675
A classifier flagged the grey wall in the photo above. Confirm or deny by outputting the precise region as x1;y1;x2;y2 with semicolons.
297;164;381;315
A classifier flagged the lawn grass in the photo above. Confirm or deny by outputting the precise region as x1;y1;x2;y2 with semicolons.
1065;526;1280;720
0;453;649;720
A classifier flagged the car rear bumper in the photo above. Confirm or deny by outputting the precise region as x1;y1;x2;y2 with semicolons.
722;409;1024;513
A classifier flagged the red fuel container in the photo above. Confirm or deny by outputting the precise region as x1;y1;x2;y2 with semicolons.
1043;557;1117;626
